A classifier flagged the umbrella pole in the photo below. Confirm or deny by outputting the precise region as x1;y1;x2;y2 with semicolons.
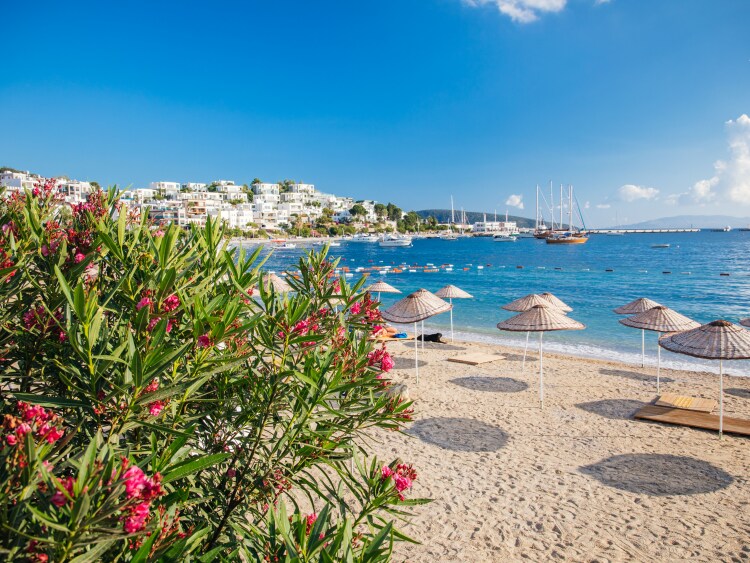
641;329;645;368
522;331;530;371
656;333;661;394
539;332;544;408
449;297;454;342
414;322;419;384
719;359;724;439
421;321;425;350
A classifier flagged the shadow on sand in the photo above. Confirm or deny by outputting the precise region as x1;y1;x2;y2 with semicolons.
576;399;648;420
580;454;733;496
391;356;428;370
403;341;466;352
725;388;750;399
450;376;528;393
408;417;508;452
600;368;674;385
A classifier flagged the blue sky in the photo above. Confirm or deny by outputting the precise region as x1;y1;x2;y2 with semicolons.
2;0;749;226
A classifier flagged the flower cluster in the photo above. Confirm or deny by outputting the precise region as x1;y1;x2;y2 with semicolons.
2;402;65;450
22;305;66;342
136;290;181;334
120;459;164;533
50;476;76;508
367;344;394;373
380;463;418;501
138;379;167;417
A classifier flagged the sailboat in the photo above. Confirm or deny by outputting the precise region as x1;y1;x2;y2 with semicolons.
545;185;589;245
441;196;459;240
533;183;553;239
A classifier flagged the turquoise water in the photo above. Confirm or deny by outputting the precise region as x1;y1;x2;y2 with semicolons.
256;233;750;375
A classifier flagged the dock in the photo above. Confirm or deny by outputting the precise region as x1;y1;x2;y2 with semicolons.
588;228;700;234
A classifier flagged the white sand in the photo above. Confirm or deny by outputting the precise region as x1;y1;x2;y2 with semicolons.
369;339;750;562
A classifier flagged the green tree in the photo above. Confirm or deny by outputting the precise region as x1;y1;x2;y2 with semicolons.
350;204;368;218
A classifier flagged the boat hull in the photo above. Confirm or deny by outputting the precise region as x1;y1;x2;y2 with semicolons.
545;237;588;245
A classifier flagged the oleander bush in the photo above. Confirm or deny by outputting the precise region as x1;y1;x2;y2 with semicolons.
0;182;423;562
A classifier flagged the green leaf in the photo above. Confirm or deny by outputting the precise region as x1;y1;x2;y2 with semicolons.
162;453;231;484
12;393;90;410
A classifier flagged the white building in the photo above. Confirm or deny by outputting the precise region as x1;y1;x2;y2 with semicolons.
150;181;181;199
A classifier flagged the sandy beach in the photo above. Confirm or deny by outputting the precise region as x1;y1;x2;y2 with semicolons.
370;338;750;562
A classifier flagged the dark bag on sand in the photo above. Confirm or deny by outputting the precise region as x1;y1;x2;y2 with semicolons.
417;333;444;343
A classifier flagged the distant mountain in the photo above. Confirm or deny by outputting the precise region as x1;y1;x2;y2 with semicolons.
416;209;536;228
618;215;750;230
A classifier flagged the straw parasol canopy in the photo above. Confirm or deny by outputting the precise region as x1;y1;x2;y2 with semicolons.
619;306;699;333
497;305;585;407
619;306;699;393
739;318;750;329
502;294;556;313
261;273;292;293
367;280;401;296
497;304;584;332
539;292;573;313
435;285;473;343
381;289;451;324
614;297;662;367
382;289;451;384
613;297;661;315
435;285;473;299
660;320;750;360
660;320;750;437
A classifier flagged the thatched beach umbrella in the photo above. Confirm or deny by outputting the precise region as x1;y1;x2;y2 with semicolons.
382;289;451;384
619;306;699;393
261;273;292;293
367;280;401;302
497;304;585;407
502;294;565;370
660;320;750;438
434;285;473;342
539;292;572;313
614;297;662;367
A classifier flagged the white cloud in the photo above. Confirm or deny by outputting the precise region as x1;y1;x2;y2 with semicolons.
665;114;750;206
505;194;524;209
463;0;566;23
618;184;659;202
594;0;611;4
596;203;611;209
584;201;591;209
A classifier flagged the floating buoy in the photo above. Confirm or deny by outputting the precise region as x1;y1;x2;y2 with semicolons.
554;267;562;271
605;269;614;272
720;272;730;276
516;265;524;269
662;271;671;274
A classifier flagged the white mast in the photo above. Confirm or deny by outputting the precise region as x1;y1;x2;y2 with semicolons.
568;185;573;232
560;184;564;230
535;184;539;231
549;180;555;231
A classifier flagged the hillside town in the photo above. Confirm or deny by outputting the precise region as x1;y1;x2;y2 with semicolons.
0;168;530;238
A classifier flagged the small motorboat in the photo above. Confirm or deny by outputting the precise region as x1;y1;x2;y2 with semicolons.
651;244;670;248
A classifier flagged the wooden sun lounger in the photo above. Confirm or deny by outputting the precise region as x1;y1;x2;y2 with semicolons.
634;405;750;436
447;353;506;366
655;393;717;413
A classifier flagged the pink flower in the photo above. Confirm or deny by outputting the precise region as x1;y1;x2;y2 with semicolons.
350;302;361;315
123;501;151;533
136;297;152;311
74;252;85;264
293;320;310;336
6;434;17;446
43;427;64;444
143;379;159;393
227;468;237;478
197;334;213;348
16;423;31;436
162;294;180;312
153;230;165;238
381;466;394;479
148;401;165;417
50;491;66;507
380;353;394;372
123;465;147;499
393;474;412;493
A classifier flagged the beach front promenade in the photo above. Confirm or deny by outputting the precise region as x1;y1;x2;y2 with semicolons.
372;339;750;561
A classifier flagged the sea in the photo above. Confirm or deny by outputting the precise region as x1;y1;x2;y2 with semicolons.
252;232;750;376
